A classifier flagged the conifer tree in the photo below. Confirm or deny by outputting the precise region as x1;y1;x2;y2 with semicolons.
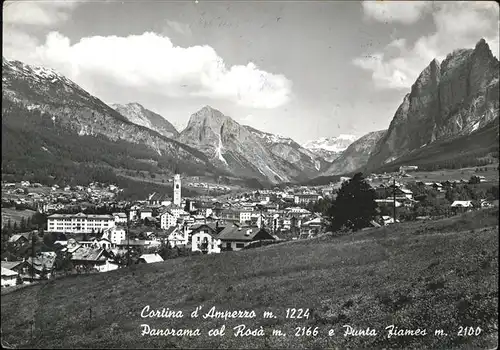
327;172;377;232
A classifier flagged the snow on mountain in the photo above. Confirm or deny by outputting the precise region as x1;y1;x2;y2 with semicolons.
178;106;326;183
3;58;74;87
2;57;219;180
303;134;358;153
248;128;294;145
302;134;358;162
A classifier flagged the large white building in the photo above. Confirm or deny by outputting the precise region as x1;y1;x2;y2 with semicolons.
160;211;179;229
173;173;182;207
47;213;115;233
294;194;321;205
191;230;221;254
220;209;252;224
159;205;187;229
102;227;127;245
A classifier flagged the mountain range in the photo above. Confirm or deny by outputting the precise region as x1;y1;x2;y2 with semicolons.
1;58;328;185
322;130;387;175
303;135;358;162
1;58;222;186
177;106;327;183
2;38;498;187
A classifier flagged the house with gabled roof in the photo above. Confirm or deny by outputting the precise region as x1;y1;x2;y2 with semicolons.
140;207;153;220
79;237;114;250
394;187;413;199
138;253;164;264
1;267;19;287
218;225;275;251
112;212;128;225
163;226;186;247
96;259;119;273
159;204;188;229
26;252;57;280
451;200;473;213
187;223;225;254
8;232;32;246
160;210;178;229
71;246;111;271
148;192;172;206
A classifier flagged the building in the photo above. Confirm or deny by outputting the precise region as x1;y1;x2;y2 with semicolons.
112;212;128;225
381;216;399;226
166;226;188;247
374;199;403;208
26;252;57;279
8;232;32;246
285;207;310;215
148;192;171;206
71;247;110;271
294;194;321;205
138;254;164;264
1;267;19;287
220;209;252;224
432;183;445;192
140;208;153;220
47;213;115;233
301;217;323;231
79;237;114;250
129;205;141;222
218;225;275;251
96;260;119;273
451;200;473;212
399;165;418;173
187;223;224;254
394;188;413;200
160;209;181;229
191;225;222;254
173;173;182;207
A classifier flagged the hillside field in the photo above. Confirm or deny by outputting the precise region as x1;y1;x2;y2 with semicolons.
402;164;499;183
1;208;36;227
1;209;498;349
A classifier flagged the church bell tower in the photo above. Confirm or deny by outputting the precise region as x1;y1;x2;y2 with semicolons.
173;172;181;207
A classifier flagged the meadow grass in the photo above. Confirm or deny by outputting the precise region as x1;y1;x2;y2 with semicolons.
1;208;36;227
1;209;498;349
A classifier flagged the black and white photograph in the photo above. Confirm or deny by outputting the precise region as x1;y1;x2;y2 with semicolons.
1;0;499;348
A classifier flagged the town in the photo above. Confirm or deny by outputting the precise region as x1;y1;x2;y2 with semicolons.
2;165;498;288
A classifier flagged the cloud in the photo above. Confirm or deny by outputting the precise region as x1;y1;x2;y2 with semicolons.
28;31;292;109
3;26;40;59
165;20;192;36
362;1;432;24
3;0;80;26
355;2;500;90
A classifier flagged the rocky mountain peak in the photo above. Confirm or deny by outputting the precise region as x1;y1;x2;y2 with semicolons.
472;37;499;67
111;101;179;138
475;38;490;53
366;38;499;171
186;105;232;131
412;58;441;94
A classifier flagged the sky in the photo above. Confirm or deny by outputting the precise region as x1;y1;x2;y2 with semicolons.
3;0;499;144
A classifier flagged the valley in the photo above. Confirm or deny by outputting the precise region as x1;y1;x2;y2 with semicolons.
1;4;499;349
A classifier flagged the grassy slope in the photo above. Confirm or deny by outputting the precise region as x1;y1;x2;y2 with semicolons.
1;209;498;349
1;208;36;227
